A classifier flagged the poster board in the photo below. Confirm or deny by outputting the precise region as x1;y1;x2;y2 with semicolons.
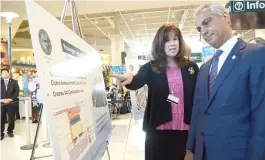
125;58;148;122
25;1;112;159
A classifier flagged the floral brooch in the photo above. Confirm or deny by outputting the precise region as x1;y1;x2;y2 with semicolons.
188;67;195;75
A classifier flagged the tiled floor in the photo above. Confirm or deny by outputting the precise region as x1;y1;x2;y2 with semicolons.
102;114;145;160
0;113;145;160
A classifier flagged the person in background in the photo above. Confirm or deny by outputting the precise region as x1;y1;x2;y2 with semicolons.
185;3;265;160
112;24;199;160
248;37;265;45
1;69;20;140
118;86;124;95
105;86;110;92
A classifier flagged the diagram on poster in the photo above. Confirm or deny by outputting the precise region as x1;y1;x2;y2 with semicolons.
25;1;112;160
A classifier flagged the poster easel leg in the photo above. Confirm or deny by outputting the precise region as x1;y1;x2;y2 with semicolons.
122;113;133;160
61;0;83;38
30;104;43;160
106;145;111;160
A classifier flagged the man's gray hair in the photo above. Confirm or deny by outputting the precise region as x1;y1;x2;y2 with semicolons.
194;3;228;17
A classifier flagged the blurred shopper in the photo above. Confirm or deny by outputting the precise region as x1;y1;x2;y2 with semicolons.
248;37;265;45
1;69;20;140
186;3;265;160
112;24;199;160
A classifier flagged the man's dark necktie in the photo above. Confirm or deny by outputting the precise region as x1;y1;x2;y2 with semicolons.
209;49;223;94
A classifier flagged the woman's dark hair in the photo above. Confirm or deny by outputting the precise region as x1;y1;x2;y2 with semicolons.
150;24;188;73
248;37;265;45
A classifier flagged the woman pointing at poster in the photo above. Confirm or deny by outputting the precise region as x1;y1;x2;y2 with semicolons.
112;24;199;160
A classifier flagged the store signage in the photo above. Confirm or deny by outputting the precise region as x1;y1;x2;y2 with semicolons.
231;0;265;13
111;66;124;74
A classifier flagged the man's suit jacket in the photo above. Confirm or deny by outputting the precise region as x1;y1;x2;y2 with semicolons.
126;61;199;132
1;78;20;108
187;39;265;160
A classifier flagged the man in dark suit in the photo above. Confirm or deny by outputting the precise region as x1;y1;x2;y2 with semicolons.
185;3;265;160
1;68;20;140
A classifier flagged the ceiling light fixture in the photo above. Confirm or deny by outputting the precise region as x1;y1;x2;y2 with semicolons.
0;12;19;23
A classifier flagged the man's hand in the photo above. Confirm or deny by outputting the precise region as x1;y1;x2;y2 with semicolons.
111;74;133;86
184;151;193;160
1;99;9;104
6;99;13;103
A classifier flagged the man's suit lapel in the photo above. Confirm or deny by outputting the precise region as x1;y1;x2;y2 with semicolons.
206;39;246;111
6;79;12;93
203;59;213;107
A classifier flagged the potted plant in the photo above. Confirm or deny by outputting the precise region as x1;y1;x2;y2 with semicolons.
1;51;5;58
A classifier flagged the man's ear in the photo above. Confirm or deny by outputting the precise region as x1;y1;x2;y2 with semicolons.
223;12;231;26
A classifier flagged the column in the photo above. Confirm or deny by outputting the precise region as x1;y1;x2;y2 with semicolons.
111;35;124;66
111;12;124;66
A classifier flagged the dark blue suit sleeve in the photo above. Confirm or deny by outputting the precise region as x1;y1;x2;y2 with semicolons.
186;64;203;153
247;46;265;160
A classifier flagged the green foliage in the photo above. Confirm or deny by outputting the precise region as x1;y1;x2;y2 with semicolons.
1;51;6;58
121;51;127;65
102;68;111;87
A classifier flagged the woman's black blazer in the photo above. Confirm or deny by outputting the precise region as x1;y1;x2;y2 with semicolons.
126;61;199;132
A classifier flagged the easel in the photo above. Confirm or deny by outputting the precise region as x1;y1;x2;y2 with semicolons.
29;0;111;159
60;0;83;38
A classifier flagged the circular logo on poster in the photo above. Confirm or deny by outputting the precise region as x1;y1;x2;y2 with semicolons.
38;29;52;55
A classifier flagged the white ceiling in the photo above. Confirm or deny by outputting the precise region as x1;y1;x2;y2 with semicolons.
1;1;213;39
1;0;255;56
